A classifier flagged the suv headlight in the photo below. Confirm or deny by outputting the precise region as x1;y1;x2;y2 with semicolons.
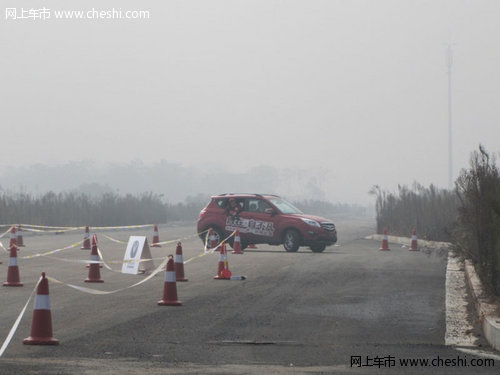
301;218;320;227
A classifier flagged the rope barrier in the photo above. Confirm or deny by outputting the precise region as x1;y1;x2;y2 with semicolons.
19;241;84;260
0;277;41;358
0;227;12;239
0;228;237;357
48;257;169;295
0;241;8;253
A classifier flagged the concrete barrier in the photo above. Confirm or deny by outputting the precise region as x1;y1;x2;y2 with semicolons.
464;260;500;352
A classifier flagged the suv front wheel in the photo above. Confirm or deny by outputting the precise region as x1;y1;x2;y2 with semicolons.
310;244;326;253
283;229;300;252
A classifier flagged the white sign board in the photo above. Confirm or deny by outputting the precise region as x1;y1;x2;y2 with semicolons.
122;236;154;274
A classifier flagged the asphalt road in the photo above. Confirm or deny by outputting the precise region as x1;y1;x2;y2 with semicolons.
0;217;498;374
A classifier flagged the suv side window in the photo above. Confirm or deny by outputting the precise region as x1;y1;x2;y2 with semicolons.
215;199;226;208
246;199;271;213
219;198;244;212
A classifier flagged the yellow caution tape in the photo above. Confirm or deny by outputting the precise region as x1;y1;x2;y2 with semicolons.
152;229;210;247
19;224;81;229
20;241;84;260
8;223;155;232
48;257;169;295
0;241;8;253
175;230;236;265
21;248;157;271
0;277;41;358
183;251;209;264
19;224;154;230
102;234;128;244
103;229;210;247
90;224;155;230
95;248;160;273
0;227;12;239
41;256;103;265
21;227;81;234
203;230;236;254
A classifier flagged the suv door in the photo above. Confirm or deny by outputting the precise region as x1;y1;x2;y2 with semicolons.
237;198;278;244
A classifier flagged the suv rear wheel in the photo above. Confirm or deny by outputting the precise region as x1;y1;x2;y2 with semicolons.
201;226;224;249
283;229;300;252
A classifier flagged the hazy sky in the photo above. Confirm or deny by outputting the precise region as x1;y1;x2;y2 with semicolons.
1;1;499;203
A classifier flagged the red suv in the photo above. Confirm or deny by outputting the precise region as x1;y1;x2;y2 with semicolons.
197;193;337;253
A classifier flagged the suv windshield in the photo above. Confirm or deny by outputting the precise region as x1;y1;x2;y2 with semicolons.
268;197;303;214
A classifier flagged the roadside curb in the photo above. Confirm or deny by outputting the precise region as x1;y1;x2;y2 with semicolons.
366;233;500;352
464;260;500;352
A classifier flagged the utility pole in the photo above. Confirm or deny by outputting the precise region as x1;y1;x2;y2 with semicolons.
446;44;453;190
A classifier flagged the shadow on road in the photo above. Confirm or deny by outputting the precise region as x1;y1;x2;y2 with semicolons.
244;249;346;255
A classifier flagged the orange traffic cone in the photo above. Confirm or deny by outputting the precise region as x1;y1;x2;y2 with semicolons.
214;242;232;280
248;244;257;249
158;255;182;306
9;226;17;248
174;242;188;282
23;272;59;345
409;229;419;251
379;228;390;251
3;245;23;286
208;228;218;250
232;229;244;254
85;235;103;283
16;224;25;247
86;235;103;268
81;226;91;250
152;224;161;247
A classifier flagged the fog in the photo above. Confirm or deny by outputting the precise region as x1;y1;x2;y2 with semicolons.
1;1;499;203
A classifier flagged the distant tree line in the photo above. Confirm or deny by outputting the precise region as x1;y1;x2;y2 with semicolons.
371;146;500;296
454;146;500;296
0;192;167;226
0;190;368;228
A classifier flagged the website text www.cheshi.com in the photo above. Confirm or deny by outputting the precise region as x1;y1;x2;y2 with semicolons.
5;7;150;21
350;355;495;368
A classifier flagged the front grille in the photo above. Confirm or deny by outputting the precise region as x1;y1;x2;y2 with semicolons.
321;222;335;231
